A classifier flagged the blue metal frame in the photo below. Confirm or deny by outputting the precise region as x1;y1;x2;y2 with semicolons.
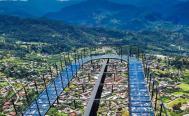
23;53;154;116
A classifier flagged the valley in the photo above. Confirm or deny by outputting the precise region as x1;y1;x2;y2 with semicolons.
0;0;189;116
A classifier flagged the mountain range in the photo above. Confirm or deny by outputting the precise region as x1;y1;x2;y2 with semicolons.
0;0;83;17
45;0;149;30
0;0;189;30
44;0;189;30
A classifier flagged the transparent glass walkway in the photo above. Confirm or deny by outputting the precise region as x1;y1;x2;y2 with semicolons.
23;54;154;116
129;57;154;116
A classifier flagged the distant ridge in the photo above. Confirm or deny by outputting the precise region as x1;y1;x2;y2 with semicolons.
0;0;188;29
44;0;149;30
0;0;82;17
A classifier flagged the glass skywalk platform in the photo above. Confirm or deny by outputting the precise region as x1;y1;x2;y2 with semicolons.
23;54;154;116
129;57;154;116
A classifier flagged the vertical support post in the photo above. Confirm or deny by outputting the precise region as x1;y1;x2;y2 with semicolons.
68;53;74;77
149;75;152;92
142;52;144;66
88;73;91;82
66;67;70;87
53;80;59;104
113;73;116;81
151;81;155;100
128;54;132;116
143;53;146;75
129;46;132;57
82;84;85;93
49;65;53;81
155;87;158;111
160;103;163;116
76;51;81;68
81;51;84;69
11;99;18;115
145;63;148;78
55;63;64;89
60;55;63;76
115;65;117;76
63;57;70;87
34;80;39;94
146;67;150;81
23;86;30;105
54;63;59;78
113;65;115;76
73;99;76;109
74;52;78;78
67;52;71;65
63;54;67;68
42;75;51;105
60;56;64;72
84;48;86;57
111;84;114;93
147;73;150;84
90;48;92;64
137;47;140;59
120;47;123;63
35;99;41;116
142;52;146;79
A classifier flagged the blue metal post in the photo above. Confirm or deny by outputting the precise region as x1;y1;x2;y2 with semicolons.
35;99;41;116
42;75;51;105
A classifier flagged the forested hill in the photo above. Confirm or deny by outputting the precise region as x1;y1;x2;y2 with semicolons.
0;15;126;51
0;15;189;55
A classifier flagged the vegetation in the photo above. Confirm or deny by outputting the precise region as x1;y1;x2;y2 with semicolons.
150;55;189;115
0;15;188;55
48;108;68;116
